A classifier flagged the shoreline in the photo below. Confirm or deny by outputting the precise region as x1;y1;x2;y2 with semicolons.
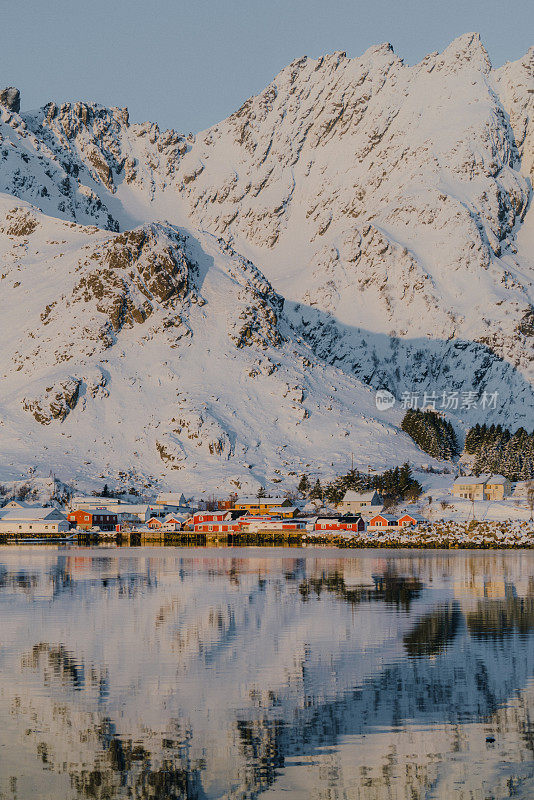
1;520;533;550
0;539;533;551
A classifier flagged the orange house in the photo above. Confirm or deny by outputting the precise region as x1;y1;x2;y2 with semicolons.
68;508;117;531
367;513;398;530
397;513;425;527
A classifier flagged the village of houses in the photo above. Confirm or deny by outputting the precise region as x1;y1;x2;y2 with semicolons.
0;472;533;548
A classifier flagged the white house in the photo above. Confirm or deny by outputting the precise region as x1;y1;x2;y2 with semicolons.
105;503;150;523
0;507;69;535
338;490;382;515
146;503;182;518
70;496;120;510
153;492;189;509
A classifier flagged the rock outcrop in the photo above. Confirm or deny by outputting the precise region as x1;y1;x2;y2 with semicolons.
0;87;20;113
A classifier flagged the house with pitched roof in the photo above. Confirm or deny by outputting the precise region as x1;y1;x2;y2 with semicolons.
367;513;399;530
452;475;511;501
68;508;118;531
314;515;365;533
234;497;294;516
338;490;382;515
0;507;69;535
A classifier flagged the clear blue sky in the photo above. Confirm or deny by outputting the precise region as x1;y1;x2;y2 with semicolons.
2;0;532;133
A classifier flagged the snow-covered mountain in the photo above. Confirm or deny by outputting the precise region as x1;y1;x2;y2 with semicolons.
0;33;532;492
0;196;426;493
177;34;534;417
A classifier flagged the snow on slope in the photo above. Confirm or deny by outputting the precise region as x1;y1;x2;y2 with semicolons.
0;33;533;491
0;195;430;493
175;35;534;423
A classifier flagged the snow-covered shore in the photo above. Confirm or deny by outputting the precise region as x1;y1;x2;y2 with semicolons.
304;520;534;549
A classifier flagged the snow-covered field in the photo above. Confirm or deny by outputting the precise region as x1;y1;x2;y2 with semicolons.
410;473;533;523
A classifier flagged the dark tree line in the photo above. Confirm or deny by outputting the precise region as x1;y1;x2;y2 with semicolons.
298;464;422;506
464;423;534;481
401;409;459;460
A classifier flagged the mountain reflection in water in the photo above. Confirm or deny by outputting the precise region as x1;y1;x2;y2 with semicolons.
0;549;533;799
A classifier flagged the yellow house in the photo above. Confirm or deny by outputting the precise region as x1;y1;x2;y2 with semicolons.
484;476;512;500
234;497;294;516
452;474;511;501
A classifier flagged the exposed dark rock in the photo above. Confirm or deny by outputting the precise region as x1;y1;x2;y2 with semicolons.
1;207;38;236
0;87;20;113
23;377;82;424
72;226;193;335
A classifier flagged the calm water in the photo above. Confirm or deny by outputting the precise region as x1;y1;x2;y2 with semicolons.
0;547;533;799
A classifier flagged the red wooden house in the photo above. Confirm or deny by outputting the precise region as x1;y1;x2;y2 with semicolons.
68;508;118;531
314;515;365;533
194;521;242;533
397;513;425;527
367;513;399;530
192;511;229;526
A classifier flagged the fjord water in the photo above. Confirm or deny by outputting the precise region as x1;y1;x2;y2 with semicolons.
0;548;533;799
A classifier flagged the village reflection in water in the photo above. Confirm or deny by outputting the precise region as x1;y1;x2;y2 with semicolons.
0;549;533;799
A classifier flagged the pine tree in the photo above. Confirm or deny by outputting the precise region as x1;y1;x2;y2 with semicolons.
465;423;534;481
465;424;483;453
324;480;346;505
309;479;323;501
401;409;459;460
297;474;310;495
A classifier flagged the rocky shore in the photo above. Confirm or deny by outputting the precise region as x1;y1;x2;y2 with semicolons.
303;520;534;549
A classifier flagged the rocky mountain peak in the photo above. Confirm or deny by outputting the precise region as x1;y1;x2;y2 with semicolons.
439;32;492;72
361;42;395;58
0;86;20;113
